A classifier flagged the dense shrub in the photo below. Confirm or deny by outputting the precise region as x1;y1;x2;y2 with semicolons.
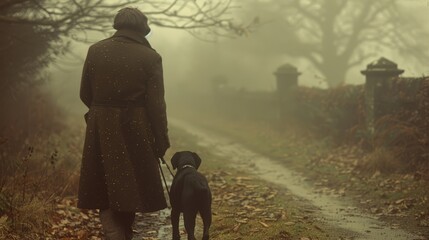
182;76;429;171
293;85;365;141
374;78;429;169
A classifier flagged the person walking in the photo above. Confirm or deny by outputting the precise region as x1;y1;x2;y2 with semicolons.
77;7;170;240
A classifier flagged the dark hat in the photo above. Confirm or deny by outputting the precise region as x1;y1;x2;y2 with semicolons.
113;7;151;35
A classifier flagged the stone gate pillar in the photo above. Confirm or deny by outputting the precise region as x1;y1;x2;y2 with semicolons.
274;64;301;120
360;57;404;137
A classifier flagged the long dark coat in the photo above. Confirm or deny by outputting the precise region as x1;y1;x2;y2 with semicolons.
77;29;169;212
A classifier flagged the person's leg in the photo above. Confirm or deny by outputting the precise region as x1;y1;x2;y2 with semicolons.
99;209;135;240
100;209;125;240
116;211;136;240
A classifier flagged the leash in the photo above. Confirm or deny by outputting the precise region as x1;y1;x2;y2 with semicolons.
160;157;175;177
158;157;175;197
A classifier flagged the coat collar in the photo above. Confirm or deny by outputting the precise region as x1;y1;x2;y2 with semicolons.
112;29;152;49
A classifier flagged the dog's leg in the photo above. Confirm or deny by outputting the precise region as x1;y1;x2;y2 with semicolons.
171;208;181;240
200;210;211;240
200;197;212;240
183;208;197;240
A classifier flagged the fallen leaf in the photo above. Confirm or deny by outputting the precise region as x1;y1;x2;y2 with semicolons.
259;221;269;228
233;223;242;232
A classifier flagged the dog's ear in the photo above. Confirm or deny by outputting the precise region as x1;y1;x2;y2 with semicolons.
192;152;202;169
171;152;181;170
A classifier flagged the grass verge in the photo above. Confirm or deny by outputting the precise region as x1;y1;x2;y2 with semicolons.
0;124;82;239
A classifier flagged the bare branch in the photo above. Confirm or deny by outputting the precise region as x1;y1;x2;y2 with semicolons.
0;0;28;11
0;0;247;38
278;0;428;86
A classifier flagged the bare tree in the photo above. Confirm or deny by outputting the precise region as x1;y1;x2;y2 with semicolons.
0;0;247;38
277;0;429;87
0;0;247;93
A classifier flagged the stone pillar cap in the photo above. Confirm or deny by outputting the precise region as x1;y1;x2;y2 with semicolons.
274;63;301;76
361;57;404;75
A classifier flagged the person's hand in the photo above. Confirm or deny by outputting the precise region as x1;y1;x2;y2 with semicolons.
155;136;170;158
156;146;168;158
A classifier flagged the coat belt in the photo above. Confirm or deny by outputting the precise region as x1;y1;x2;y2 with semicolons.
91;101;145;108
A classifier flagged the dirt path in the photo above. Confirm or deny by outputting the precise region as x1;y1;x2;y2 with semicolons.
171;119;424;240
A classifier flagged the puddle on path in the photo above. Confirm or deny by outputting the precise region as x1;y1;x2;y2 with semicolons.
172;119;424;240
133;209;170;239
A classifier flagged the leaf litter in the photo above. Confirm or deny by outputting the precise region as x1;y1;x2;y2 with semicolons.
306;145;429;236
47;197;169;240
46;169;322;239
206;170;325;239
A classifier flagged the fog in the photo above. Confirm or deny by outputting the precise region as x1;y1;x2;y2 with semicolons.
3;1;429;239
46;0;428;121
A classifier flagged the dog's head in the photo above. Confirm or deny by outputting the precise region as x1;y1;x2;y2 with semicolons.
171;151;202;170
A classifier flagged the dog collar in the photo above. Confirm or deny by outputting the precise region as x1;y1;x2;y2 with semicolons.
181;165;195;170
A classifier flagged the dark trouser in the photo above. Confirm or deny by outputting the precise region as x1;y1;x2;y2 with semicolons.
99;209;135;240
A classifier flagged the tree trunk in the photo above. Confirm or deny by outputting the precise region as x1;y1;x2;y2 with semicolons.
323;65;347;87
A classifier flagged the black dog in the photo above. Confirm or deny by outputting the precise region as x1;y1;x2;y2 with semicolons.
170;151;212;240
